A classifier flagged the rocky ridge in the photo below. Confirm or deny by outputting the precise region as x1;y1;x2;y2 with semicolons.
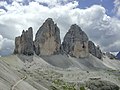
88;41;102;59
14;18;103;59
14;27;34;55
105;52;116;59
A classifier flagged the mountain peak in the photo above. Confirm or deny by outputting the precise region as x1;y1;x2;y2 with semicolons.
69;24;82;32
45;18;53;22
43;18;54;26
14;18;102;59
62;24;89;58
34;18;61;55
14;27;34;55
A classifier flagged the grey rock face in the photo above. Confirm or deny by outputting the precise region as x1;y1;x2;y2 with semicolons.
88;41;102;59
116;52;120;60
14;27;34;55
105;52;116;59
13;18;103;59
62;24;89;58
34;18;61;55
86;80;119;90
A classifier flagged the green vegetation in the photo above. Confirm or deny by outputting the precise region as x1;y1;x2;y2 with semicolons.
61;84;76;90
52;79;76;90
51;79;86;90
80;86;85;90
107;69;117;72
118;77;120;81
52;79;63;85
50;86;59;90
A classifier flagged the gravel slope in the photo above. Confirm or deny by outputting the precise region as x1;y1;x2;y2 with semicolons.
0;54;120;90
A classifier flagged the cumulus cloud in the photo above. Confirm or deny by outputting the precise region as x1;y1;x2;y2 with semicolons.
114;0;120;17
0;1;7;6
0;0;120;56
0;9;6;15
0;34;14;56
13;0;23;2
35;0;71;6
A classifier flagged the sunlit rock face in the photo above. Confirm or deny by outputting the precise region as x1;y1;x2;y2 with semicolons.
34;18;61;55
62;24;89;58
13;18;103;59
14;27;34;55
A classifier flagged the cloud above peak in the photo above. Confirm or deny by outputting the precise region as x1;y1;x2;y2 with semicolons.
0;0;120;56
114;0;120;17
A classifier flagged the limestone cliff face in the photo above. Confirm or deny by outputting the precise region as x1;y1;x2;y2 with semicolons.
62;24;89;58
34;18;61;55
14;18;103;59
88;41;102;59
14;27;34;55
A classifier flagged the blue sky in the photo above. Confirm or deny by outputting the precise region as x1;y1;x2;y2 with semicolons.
0;0;120;56
78;0;115;16
1;0;115;16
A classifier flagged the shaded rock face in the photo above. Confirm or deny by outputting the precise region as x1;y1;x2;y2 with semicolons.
14;27;34;55
105;52;116;59
62;24;89;58
86;80;119;90
34;18;61;55
13;18;103;59
88;41;102;59
116;52;120;60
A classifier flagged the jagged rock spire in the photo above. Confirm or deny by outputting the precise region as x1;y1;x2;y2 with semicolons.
62;24;89;58
14;18;103;60
14;27;34;55
34;18;61;55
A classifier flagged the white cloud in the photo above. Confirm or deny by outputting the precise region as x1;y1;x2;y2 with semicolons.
0;35;3;50
0;34;14;56
0;1;120;56
114;0;120;16
0;1;7;7
35;0;71;6
0;9;6;15
13;0;23;2
35;0;57;5
114;0;120;7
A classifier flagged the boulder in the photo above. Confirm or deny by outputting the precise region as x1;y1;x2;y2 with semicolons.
62;24;89;58
14;27;34;55
34;18;61;55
